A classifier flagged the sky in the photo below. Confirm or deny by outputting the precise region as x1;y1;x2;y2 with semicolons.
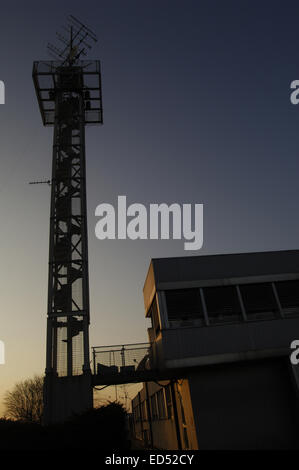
1;0;299;414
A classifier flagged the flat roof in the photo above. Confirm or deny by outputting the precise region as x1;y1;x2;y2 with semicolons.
151;250;299;283
143;250;299;311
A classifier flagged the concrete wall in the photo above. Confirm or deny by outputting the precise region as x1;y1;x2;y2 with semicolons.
188;357;299;449
156;317;299;369
43;373;93;424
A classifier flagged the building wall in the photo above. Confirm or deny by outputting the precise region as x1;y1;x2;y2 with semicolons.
157;318;299;369
131;381;177;449
137;251;299;449
187;357;299;449
43;374;93;425
175;379;198;450
131;357;299;449
131;379;198;450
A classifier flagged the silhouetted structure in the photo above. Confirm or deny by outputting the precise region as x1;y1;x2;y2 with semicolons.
131;250;299;449
0;403;128;450
33;16;103;424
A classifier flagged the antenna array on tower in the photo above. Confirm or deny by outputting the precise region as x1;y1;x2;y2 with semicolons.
47;15;97;65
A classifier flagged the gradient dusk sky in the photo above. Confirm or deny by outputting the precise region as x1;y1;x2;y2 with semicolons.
1;0;299;413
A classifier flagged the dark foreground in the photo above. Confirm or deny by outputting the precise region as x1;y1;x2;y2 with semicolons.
0;402;130;451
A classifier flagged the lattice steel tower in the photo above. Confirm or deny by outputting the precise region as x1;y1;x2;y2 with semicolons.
33;16;103;423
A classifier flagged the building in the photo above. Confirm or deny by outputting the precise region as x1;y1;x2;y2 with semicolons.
131;250;299;449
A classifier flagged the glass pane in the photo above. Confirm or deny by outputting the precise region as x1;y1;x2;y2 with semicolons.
240;283;278;320
157;390;166;419
165;288;203;322
275;280;299;316
151;395;158;420
149;297;160;335
204;285;242;324
165;385;172;419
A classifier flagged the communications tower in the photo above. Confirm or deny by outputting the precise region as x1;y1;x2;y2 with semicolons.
33;16;103;423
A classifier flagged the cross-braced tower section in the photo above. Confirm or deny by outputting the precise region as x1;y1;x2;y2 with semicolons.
33;17;102;423
33;61;102;378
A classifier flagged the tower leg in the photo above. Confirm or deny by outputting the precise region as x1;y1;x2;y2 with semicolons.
43;371;93;425
44;68;92;423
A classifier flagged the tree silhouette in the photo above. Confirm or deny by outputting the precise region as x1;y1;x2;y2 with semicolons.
3;375;43;423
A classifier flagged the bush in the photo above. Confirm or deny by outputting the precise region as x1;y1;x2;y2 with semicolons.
0;402;130;451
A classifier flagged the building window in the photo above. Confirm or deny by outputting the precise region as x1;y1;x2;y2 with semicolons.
183;426;189;449
140;401;147;421
142;430;149;447
149;297;160;335
132;406;136;422
165;288;204;324
239;283;279;320
165;385;172;419
150;394;158;421
204;285;242;324
156;389;166;419
134;405;140;422
275;280;299;316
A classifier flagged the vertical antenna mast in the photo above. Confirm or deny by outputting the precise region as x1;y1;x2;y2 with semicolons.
33;16;103;424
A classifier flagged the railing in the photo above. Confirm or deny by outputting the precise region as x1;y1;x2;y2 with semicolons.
92;343;152;377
